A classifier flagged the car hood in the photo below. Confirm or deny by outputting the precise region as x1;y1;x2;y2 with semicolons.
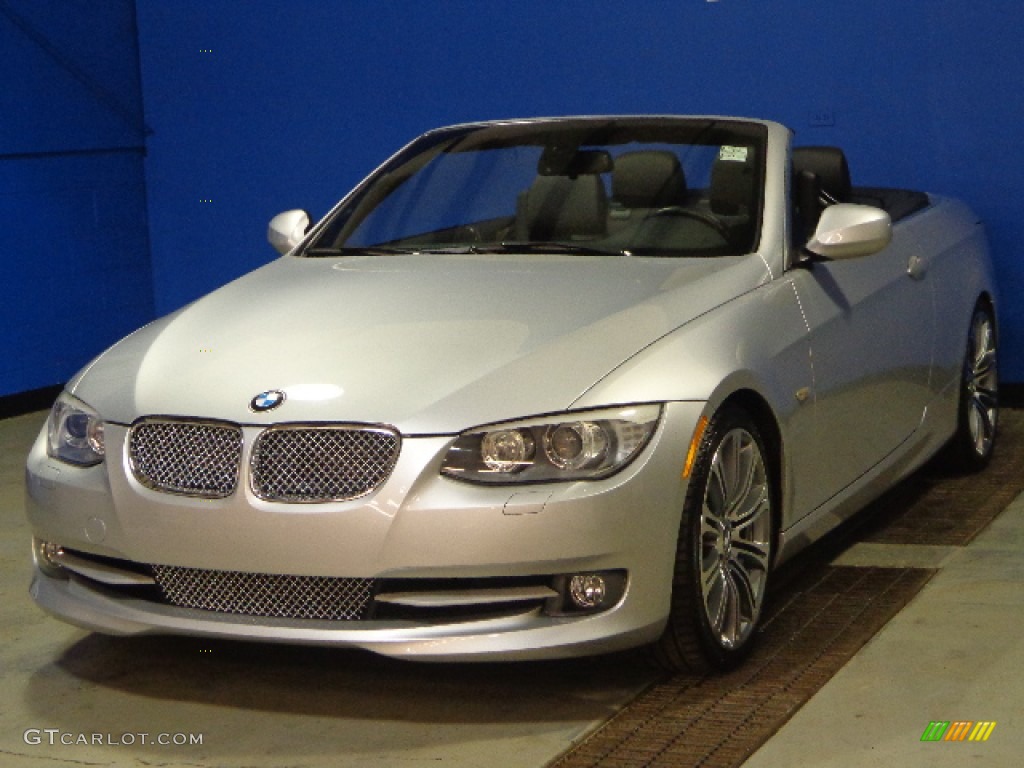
71;253;769;433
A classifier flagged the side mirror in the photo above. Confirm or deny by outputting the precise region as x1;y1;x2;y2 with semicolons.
806;203;892;260
267;209;311;254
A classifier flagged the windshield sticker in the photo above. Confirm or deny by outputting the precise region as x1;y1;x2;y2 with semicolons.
719;145;749;162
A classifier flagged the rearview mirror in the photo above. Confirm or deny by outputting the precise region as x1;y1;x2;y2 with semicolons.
268;209;311;254
538;148;613;177
806;203;892;260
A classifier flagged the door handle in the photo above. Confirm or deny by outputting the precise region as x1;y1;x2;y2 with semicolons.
907;254;926;280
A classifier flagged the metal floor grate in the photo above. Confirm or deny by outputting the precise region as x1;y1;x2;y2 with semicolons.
861;409;1024;547
552;566;933;768
552;410;1024;768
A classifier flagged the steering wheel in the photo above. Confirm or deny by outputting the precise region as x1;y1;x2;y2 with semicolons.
643;206;731;241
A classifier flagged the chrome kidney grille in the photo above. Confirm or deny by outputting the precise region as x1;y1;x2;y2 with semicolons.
128;419;400;503
250;426;400;503
129;420;243;498
151;565;375;620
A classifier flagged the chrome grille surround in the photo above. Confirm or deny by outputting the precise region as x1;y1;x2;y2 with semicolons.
250;424;400;503
151;565;375;621
128;418;243;499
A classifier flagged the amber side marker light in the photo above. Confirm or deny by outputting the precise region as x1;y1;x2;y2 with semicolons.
682;416;709;479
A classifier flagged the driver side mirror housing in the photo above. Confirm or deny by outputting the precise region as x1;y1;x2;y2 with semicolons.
268;209;311;254
806;203;892;260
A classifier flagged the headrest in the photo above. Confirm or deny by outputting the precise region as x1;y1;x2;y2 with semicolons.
523;174;608;240
710;156;756;216
792;146;851;203
612;151;687;208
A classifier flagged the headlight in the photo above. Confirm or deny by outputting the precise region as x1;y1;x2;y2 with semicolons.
47;392;105;466
441;404;661;484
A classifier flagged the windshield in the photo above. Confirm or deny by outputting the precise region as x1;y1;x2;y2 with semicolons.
308;118;767;258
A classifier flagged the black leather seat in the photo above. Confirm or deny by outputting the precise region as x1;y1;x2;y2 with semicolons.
709;153;757;248
792;145;851;239
792;146;851;204
606;150;688;234
607;151;688;233
516;174;608;241
611;151;688;210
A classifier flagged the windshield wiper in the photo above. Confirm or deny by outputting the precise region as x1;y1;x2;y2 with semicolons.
303;245;422;256
305;242;631;257
484;241;630;256
399;245;485;255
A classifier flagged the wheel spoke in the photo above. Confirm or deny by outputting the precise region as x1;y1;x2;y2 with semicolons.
717;432;740;502
973;320;993;370
721;575;741;644
974;390;998;422
975;385;998;403
732;538;771;572
727;559;757;620
973;348;996;377
970;398;995;447
700;515;720;545
732;484;769;531
702;554;722;592
726;444;757;520
704;569;728;635
707;458;728;517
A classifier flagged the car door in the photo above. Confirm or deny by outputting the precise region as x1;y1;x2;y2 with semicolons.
788;224;935;515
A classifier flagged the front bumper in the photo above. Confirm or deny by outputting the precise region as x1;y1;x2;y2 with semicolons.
25;401;704;660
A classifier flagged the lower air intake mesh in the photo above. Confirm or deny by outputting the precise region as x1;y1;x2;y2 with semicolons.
151;565;376;621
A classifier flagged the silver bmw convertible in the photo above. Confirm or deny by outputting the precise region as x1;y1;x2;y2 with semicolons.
26;116;998;671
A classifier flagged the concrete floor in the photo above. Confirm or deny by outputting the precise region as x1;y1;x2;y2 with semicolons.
0;411;653;767
5;408;1024;767
744;484;1024;766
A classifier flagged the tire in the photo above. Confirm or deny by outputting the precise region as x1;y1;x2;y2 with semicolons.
945;302;998;472
648;405;775;673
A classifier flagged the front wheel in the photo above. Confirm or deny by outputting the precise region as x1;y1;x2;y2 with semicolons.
648;406;775;673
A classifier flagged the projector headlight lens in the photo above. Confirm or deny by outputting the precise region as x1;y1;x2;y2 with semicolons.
544;421;608;470
480;429;535;473
441;405;660;484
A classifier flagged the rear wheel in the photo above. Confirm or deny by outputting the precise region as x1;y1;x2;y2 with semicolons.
649;406;775;673
945;303;998;471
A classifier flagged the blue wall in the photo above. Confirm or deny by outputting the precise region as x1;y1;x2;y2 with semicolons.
4;1;1024;397
0;1;153;397
133;0;1024;378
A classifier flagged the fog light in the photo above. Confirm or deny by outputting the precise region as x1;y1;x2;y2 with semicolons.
33;538;66;578
569;573;607;609
547;570;626;616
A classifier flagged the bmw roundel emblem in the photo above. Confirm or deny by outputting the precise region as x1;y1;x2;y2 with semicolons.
250;389;286;413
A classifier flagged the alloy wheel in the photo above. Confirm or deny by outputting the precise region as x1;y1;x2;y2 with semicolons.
966;309;998;458
698;427;772;650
